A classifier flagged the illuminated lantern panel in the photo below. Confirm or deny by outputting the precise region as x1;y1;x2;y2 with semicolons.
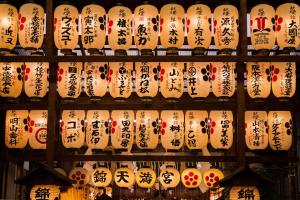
161;110;184;151
185;110;209;150
0;62;23;98
30;185;60;200
60;187;89;200
210;110;234;150
245;111;268;150
86;110;110;149
136;167;156;189
136;110;159;150
268;111;292;151
203;168;224;188
91;167;112;187
114;167;135;188
229;186;260;200
28;110;48;150
181;168;202;188
69;167;90;187
246;62;271;99
159;166;180;189
5;110;29;149
61;110;85;149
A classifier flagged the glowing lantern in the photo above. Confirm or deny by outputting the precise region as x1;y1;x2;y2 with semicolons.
160;62;184;99
30;185;60;200
211;62;236;98
160;110;184;151
108;62;133;99
185;110;209;150
57;62;82;99
181;168;202;188
229;186;260;200
250;4;275;51
69;167;90;187
203;168;224;188
0;62;23;98
61;110;85;149
186;62;210;98
135;62;159;99
86;110;109;149
245;111;268;150
159;166;180;189
5;110;29;149
111;110;134;150
18;2;44;50
136;110;159;150
61;187;89;200
271;62;296;98
136;167;156;189
114;167;135;188
268;111;292;151
210;110;233;149
91;167;112;187
246;62;271;99
28;110;48;150
84;62;108;98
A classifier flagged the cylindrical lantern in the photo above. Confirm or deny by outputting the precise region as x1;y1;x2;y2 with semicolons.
91;167;112;187
69;167;90;187
54;4;79;53
161;110;184;151
84;62;108;98
114;167;135;188
28;110;48;150
0;62;23;98
107;5;132;55
245;111;268;150
211;62;236;98
181;168;202;188
203;168;224;188
18;2;44;50
185;110;209;150
111;110;134;150
159;166;180;189
250;4;275;51
271;62;296;98
30;185;60;200
186;62;211;98
160;62;184;99
136;110;159;150
61;110;85;149
81;4;106;52
5;110;29;149
86;110;109;149
57;62;82;99
134;3;159;55
135;62;159;99
108;62;133;99
246;62;271;99
268;111;292;151
229;186;260;200
210;110;233;149
136;167;156;189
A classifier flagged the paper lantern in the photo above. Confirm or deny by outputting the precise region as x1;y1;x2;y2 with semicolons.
268;111;292;151
271;62;296;98
108;62;133;99
160;4;185;52
187;4;211;53
134;3;159;54
160;110;184;151
210;110;233;149
250;4;275;51
114;167;135;188
86;110;109;149
186;62;210;98
0;62;23;98
229;186;260;200
135;110;159;150
160;62;184;99
57;62;82;99
181;168;201;188
135;62;159;99
69;167;90;187
18;2;44;50
245;111;268;150
136;167;156;189
28;110;48;150
61;110;85;149
276;3;300;51
81;4;106;52
54;4;79;52
203;168;224;188
246;62;271;99
213;4;239;53
159;166;180;189
211;62;236;98
111;110;134;150
0;3;18;51
30;185;60;200
5;110;29;149
84;62;108;98
107;5;132;55
91;167;112;187
185;110;209;150
60;187;89;200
